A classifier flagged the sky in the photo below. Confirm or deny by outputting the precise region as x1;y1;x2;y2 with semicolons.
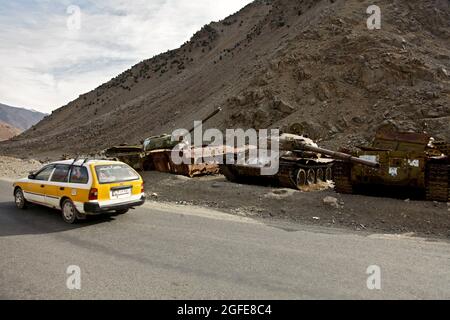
0;0;253;113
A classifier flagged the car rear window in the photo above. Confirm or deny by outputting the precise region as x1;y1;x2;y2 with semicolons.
95;164;139;184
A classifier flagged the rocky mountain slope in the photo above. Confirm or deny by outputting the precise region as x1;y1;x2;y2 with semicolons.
0;103;46;132
0;121;21;141
1;0;449;158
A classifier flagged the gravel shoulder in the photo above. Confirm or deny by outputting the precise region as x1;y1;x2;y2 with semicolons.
0;156;43;181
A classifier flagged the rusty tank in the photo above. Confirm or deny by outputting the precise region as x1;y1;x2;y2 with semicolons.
334;124;450;202
104;108;223;176
220;133;378;190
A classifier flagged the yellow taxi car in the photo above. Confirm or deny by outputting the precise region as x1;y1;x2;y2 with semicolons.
13;159;146;224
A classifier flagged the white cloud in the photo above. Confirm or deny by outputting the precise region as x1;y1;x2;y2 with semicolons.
0;0;253;113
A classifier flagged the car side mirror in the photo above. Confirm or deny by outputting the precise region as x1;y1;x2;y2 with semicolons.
28;172;36;180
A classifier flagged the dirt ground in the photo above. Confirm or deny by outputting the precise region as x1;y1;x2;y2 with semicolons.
142;171;450;239
0;156;43;181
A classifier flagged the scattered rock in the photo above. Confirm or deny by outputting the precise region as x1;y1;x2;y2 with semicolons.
0;156;43;180
274;98;295;114
323;196;342;209
265;188;296;199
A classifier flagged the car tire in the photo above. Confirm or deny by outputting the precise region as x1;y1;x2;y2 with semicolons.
14;188;28;210
61;199;78;224
115;209;129;215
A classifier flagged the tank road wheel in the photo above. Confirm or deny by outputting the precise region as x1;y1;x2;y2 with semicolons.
296;169;307;188
326;167;333;181
316;168;325;183
306;169;316;185
426;163;449;202
276;162;299;189
333;162;354;194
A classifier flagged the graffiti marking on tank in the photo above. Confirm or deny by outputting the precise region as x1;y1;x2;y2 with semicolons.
408;159;420;167
389;167;398;177
359;155;378;163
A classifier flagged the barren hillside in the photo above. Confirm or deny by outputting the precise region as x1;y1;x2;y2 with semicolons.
0;121;21;142
1;0;449;159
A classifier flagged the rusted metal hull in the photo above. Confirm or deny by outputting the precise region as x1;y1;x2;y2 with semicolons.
149;149;220;177
106;145;230;177
147;146;238;177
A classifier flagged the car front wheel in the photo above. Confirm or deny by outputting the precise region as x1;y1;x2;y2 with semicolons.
14;188;27;209
62;199;78;224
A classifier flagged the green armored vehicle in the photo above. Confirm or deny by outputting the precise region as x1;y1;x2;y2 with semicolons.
104;108;222;175
334;125;449;202
104;135;179;171
104;145;148;170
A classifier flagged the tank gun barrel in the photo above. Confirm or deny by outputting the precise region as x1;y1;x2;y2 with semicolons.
188;107;222;135
295;143;380;168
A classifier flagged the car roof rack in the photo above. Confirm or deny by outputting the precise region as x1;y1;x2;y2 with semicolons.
71;156;114;166
70;156;80;167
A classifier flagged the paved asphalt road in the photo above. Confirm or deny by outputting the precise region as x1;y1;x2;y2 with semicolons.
1;180;449;299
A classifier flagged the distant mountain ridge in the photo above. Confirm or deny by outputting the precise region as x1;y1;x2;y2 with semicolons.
0;121;21;141
0;103;46;131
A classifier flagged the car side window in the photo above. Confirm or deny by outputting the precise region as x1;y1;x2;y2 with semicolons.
69;166;89;184
34;166;55;181
51;165;70;183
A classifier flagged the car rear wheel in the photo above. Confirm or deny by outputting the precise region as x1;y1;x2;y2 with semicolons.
115;209;129;215
14;188;27;209
62;199;78;224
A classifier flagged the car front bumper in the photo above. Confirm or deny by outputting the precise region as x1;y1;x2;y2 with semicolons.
83;196;146;214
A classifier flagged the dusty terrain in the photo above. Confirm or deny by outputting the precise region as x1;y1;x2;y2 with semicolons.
0;0;449;159
0;122;21;142
0;156;43;181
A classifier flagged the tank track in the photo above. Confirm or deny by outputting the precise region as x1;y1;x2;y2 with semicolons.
220;164;240;183
434;141;450;156
277;161;333;190
220;162;333;191
333;161;354;194
426;163;450;202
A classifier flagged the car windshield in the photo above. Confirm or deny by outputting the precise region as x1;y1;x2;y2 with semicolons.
95;164;139;184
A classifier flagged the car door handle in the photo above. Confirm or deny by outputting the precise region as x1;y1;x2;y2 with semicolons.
40;185;45;188
60;187;65;191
